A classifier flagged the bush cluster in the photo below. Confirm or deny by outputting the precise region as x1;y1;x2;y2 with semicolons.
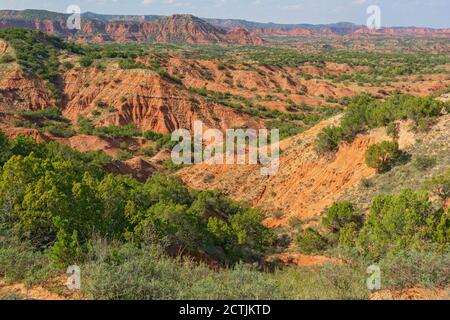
297;189;449;259
316;93;446;153
0;131;273;268
365;141;401;173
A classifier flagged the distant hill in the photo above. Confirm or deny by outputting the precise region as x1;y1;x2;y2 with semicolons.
0;9;264;44
1;9;450;43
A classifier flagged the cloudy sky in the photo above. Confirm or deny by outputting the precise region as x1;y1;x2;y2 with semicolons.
1;0;449;28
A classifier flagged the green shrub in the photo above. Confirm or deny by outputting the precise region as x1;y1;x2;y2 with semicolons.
95;63;106;72
139;146;155;157
416;117;433;132
116;150;133;161
119;142;129;150
0;131;11;165
266;120;306;140
379;249;450;289
94;124;142;138
0;54;15;64
315;126;344;154
413;156;437;171
326;96;338;103
95;99;107;108
91;110;101;117
80;243;449;300
79;56;94;68
81;242;279;300
361;178;373;188
321;202;362;248
356;189;445;258
158;70;183;86
40;123;75;137
77;116;95;135
0;131;274;267
17;107;65;121
143;131;164;141
81;243;187;300
15;108;74;138
62;61;73;70
338;223;360;248
0;230;56;285
365;141;401;173
315;93;446;153
162;159;185;173
386;122;400;140
143;131;175;150
49;229;86;269
296;228;328;254
322;202;360;233
118;58;147;70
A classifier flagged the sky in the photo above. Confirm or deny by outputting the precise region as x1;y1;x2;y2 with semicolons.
1;0;449;28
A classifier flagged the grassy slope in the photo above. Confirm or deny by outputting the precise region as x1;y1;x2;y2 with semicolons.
339;116;450;212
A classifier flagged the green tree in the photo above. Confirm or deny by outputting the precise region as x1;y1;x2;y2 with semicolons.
356;190;440;258
322;201;360;233
315;126;344;154
365;141;401;173
49;228;85;268
433;209;450;246
296;228;328;254
0;54;15;64
386;122;400;140
79;56;94;68
229;208;273;256
139;202;202;252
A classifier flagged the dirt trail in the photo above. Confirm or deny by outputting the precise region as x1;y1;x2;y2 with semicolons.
0;281;65;300
0;276;88;300
370;287;449;300
276;253;341;267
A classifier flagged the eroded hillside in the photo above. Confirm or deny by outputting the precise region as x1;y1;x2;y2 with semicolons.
179;109;450;227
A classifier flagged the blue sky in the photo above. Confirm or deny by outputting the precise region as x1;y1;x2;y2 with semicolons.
1;0;449;28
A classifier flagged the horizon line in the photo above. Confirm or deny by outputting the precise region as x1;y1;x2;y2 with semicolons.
1;8;449;29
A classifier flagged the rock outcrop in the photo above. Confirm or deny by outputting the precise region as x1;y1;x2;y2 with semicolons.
0;70;52;112
62;67;263;133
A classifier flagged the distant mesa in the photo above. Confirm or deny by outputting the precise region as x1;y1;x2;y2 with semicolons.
1;9;450;45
